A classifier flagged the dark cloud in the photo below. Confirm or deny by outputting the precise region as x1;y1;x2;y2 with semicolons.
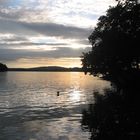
0;0;9;5
0;35;28;42
0;18;90;39
0;47;91;61
0;42;68;47
0;33;69;48
0;18;36;35
0;9;23;20
21;22;90;39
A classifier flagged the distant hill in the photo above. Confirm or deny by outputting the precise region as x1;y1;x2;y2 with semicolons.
8;66;82;72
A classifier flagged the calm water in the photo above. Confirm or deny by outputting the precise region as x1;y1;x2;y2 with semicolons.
0;72;111;140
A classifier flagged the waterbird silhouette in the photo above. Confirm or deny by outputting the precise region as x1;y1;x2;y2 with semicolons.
57;91;60;96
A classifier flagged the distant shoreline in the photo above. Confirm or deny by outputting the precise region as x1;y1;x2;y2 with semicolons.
8;66;83;72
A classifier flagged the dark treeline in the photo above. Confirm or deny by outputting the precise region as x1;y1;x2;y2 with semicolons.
0;63;8;72
0;63;82;72
81;0;140;139
8;66;82;72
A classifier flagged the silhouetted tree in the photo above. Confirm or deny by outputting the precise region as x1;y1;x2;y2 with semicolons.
81;87;140;140
81;1;140;139
81;0;140;80
0;63;8;72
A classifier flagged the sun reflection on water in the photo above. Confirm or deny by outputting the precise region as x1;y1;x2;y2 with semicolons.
69;90;81;103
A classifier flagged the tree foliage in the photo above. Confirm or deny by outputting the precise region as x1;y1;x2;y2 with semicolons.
0;63;8;72
81;0;140;78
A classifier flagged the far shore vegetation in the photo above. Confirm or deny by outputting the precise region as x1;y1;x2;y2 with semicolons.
0;63;8;72
0;64;82;72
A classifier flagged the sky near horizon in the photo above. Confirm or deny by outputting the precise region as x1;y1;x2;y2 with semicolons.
0;0;116;68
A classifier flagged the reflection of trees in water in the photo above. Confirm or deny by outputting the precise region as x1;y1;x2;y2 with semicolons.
81;87;140;140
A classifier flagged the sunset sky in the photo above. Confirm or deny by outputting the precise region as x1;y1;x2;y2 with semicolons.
0;0;116;68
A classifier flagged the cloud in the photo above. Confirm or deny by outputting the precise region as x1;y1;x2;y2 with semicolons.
0;18;35;35
0;0;116;39
0;0;9;5
0;41;68;47
0;18;90;54
0;47;91;61
22;22;90;39
0;47;91;68
0;34;27;43
0;0;116;67
0;0;116;27
0;18;90;39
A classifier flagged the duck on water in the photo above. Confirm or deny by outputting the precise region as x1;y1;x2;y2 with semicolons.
57;91;60;96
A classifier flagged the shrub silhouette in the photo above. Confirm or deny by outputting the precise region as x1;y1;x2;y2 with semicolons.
0;63;8;72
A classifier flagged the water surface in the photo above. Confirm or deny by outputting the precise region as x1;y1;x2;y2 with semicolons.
0;72;111;140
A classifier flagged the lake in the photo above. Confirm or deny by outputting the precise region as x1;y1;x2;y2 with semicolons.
0;72;111;140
